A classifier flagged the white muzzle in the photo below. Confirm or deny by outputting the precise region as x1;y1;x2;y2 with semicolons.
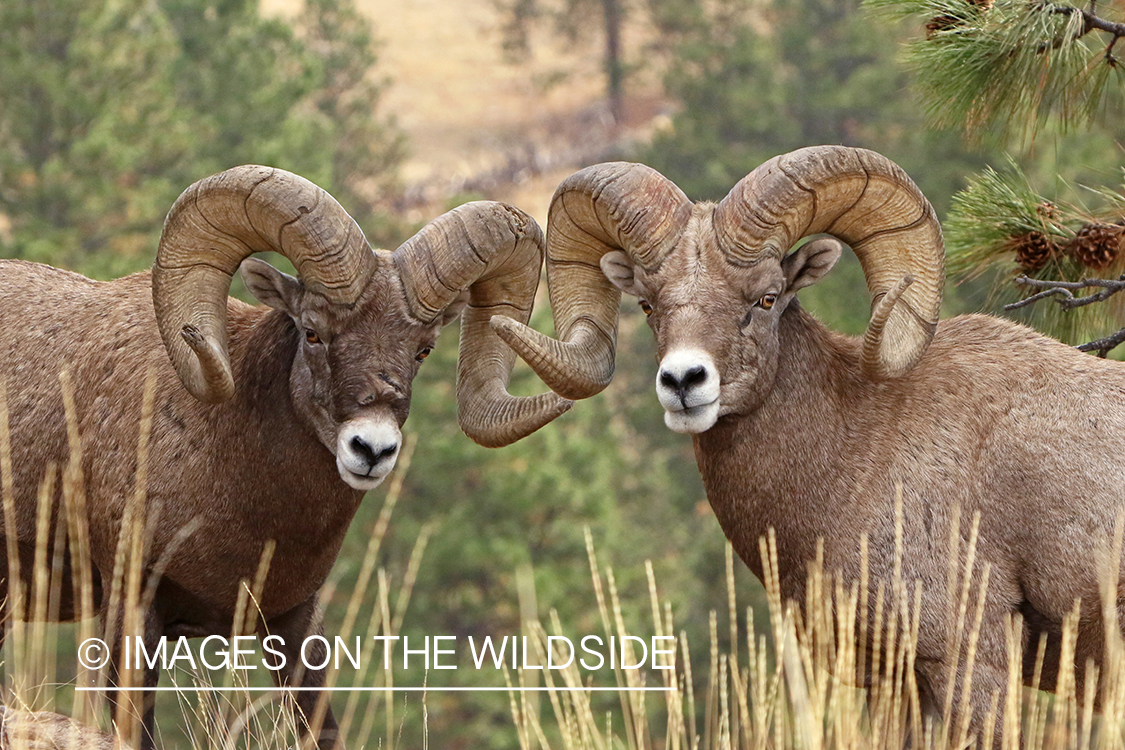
335;416;401;490
656;349;721;434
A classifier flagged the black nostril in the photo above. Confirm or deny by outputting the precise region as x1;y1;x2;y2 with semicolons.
660;366;708;393
350;436;376;465
682;365;707;388
350;435;397;467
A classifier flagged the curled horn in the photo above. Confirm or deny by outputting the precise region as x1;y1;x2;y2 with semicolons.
154;165;378;403
393;202;572;448
715;146;944;379
490;162;693;400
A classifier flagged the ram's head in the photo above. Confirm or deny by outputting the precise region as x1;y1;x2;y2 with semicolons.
491;146;945;433
153;166;570;489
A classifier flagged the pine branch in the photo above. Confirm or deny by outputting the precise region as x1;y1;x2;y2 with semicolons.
1004;275;1125;355
1076;326;1125;356
944;162;1073;280
1005;274;1125;310
1043;2;1125;62
1046;2;1125;39
869;0;1125;143
865;0;1125;349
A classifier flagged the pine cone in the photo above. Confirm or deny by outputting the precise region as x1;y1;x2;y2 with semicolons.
925;15;960;37
925;1;991;38
1011;231;1057;272
1068;222;1123;270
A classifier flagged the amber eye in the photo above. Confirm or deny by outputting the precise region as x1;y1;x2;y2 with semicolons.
639;300;654;316
758;294;778;310
416;347;432;362
305;329;320;344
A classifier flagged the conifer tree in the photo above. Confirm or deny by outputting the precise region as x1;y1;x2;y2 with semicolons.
495;0;628;124
642;0;991;335
868;0;1125;351
0;0;403;277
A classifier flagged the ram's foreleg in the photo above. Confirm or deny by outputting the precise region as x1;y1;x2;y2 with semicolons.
915;616;1009;750
104;605;163;750
263;595;342;750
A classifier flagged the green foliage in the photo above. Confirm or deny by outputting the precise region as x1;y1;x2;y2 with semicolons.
868;0;1125;146
494;0;627;120
944;161;1125;343
867;0;1125;345
297;0;406;230
0;0;191;275
643;0;992;331
0;0;403;279
645;0;988;211
944;161;1069;279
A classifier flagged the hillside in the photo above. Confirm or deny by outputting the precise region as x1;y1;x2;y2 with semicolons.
262;0;668;221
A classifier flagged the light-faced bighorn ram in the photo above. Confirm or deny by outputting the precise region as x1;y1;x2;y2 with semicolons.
493;146;1125;746
0;166;570;749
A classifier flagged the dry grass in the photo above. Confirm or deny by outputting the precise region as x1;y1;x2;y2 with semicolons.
0;372;429;749
510;512;1125;750
4;372;1125;750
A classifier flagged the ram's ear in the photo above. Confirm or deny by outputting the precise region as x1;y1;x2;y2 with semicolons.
782;238;843;293
600;251;646;298
241;257;303;315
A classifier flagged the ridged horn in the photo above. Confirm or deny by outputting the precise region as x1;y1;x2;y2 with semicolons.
393;202;572;448
490;162;693;400
714;146;944;380
153;165;378;403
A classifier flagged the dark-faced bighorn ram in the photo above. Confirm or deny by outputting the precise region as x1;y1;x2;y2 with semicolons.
0;165;570;748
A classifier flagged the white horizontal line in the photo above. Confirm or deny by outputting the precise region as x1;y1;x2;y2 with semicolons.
77;686;674;693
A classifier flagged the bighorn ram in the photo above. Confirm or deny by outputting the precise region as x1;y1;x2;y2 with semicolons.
0;166;570;749
493;146;1125;745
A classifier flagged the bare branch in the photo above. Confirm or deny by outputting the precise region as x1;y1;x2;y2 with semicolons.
1106;33;1121;66
1005;275;1125;356
1041;2;1125;57
1005;274;1125;310
1003;286;1073;310
1077;326;1125;356
1046;2;1125;38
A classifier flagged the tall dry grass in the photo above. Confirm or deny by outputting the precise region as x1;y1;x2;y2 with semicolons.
509;504;1125;750
0;371;429;749
1;369;1125;750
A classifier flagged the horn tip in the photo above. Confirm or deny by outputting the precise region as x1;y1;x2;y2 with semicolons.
489;314;519;333
459;392;573;449
180;323;207;350
179;323;236;403
490;314;533;353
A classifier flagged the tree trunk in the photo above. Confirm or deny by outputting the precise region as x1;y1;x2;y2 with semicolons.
601;0;624;125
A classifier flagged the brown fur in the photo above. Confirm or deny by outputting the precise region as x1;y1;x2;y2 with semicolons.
0;706;131;750
0;259;451;749
607;210;1125;746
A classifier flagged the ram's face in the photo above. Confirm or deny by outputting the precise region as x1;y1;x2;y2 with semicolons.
242;257;460;490
602;230;842;435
